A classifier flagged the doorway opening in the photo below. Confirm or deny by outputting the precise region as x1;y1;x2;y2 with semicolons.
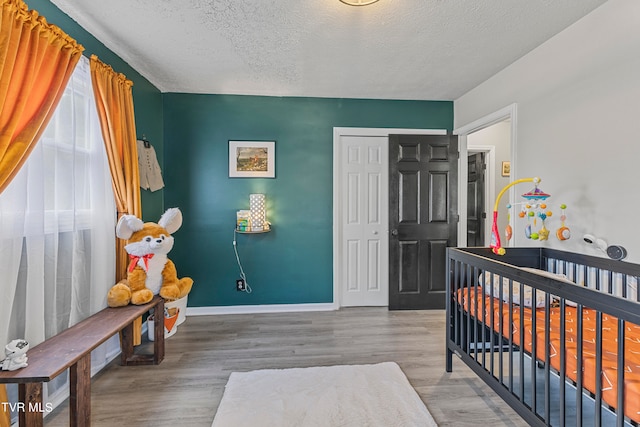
454;104;517;248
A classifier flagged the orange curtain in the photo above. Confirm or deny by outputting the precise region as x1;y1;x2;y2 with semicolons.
0;0;83;193
0;385;7;427
90;55;143;345
89;54;141;281
0;1;83;424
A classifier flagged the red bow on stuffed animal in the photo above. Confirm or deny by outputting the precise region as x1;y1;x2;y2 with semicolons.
128;253;154;272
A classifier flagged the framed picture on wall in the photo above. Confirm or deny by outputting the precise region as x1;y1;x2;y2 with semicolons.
229;140;275;178
501;161;511;177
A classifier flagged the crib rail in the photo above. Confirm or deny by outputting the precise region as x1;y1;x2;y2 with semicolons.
446;247;640;427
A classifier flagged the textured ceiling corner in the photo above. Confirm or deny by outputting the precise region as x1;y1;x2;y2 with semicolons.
50;0;609;100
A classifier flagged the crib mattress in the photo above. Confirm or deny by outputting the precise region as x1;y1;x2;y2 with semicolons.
457;287;640;423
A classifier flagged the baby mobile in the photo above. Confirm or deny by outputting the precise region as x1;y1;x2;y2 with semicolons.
490;177;570;255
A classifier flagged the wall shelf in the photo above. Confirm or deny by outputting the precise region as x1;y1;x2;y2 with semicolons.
235;228;271;234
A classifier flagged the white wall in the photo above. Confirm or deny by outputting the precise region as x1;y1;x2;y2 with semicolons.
454;0;640;262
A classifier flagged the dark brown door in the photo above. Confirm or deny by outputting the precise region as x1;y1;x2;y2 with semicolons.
467;152;486;246
388;134;458;310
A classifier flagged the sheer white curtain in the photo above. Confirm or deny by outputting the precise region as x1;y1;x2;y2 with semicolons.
0;55;117;408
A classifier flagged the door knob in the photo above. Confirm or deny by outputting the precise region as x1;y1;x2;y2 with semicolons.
372;230;379;235
391;229;398;236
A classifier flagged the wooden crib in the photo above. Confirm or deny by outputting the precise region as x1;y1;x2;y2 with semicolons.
446;247;640;426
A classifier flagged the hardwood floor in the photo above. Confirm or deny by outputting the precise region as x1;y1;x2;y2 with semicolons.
44;308;527;426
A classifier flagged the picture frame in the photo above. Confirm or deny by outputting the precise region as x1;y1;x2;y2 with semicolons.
501;161;511;177
228;141;275;178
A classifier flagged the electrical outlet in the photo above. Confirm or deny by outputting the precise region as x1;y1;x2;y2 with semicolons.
236;279;246;291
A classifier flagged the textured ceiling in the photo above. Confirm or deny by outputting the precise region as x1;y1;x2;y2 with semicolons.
50;0;609;100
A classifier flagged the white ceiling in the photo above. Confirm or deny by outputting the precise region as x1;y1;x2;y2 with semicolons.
50;0;608;100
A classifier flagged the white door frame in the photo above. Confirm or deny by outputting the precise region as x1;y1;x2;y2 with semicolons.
454;103;518;247
332;127;447;308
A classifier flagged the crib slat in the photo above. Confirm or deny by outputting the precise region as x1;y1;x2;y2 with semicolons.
617;318;625;427
608;270;614;295
466;264;472;355
456;261;463;348
500;272;507;386
489;272;496;377
576;305;584;427
558;299;566;426
531;286;538;414
508;275;516;395
595;311;603;426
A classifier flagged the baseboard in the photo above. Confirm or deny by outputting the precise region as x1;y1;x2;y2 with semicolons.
186;302;338;316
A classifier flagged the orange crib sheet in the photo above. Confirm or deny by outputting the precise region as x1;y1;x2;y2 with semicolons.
456;287;640;423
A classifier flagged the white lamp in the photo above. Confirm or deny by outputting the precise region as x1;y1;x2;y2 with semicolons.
249;194;267;231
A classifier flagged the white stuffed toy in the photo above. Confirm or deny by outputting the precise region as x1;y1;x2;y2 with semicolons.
1;339;29;371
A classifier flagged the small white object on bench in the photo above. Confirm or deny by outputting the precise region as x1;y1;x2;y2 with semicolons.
0;339;29;371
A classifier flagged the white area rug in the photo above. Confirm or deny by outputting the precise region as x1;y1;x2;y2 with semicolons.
212;361;437;427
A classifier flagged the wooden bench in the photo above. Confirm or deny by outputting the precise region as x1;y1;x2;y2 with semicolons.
0;296;165;427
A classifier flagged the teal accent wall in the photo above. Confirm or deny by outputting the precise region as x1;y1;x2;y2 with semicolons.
29;0;165;221
163;94;453;307
25;1;454;307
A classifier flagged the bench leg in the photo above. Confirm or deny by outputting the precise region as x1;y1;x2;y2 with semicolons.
154;298;165;364
18;382;43;427
70;353;91;426
120;322;135;365
121;298;164;365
